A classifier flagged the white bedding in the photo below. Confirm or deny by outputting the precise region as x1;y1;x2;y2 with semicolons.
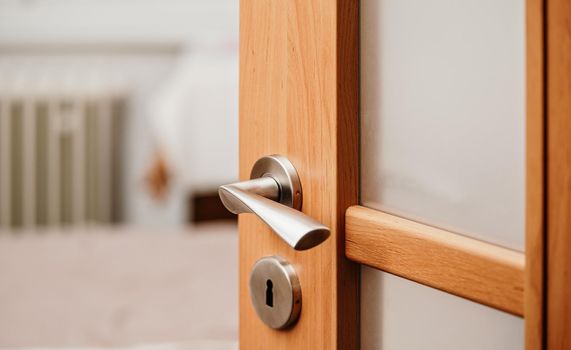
0;224;238;348
9;340;238;350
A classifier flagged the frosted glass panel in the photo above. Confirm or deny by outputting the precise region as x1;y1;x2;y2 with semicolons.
361;267;524;350
360;0;525;250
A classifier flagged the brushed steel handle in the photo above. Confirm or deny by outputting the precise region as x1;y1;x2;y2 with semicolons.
218;155;330;250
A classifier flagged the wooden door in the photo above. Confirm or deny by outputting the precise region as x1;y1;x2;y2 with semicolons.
238;0;570;349
239;0;358;348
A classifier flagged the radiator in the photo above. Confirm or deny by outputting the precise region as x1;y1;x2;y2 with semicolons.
0;82;126;228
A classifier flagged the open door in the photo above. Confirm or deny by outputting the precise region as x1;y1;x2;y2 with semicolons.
237;1;359;348
234;0;570;349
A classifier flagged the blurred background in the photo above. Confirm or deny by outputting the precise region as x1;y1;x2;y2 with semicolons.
0;0;239;348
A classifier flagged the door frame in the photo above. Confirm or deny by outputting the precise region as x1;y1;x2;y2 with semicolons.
239;0;569;348
544;0;571;347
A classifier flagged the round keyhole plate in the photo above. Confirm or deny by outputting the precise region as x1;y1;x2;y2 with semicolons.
248;255;301;329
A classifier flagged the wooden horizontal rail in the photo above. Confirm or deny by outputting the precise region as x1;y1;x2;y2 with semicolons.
345;205;525;316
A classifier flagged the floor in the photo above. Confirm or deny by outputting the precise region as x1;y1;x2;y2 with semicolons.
0;224;238;349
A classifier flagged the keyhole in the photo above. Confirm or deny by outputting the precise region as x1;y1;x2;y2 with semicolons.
265;279;274;307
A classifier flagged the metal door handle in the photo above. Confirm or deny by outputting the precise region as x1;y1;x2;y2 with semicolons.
219;155;330;250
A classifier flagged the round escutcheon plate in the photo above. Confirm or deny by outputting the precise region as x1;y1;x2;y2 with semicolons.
250;155;302;211
248;255;302;329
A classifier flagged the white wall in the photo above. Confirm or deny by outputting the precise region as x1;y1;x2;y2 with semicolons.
0;0;237;45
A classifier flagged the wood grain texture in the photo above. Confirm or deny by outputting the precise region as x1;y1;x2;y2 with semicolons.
546;0;571;347
346;205;525;316
239;0;359;349
525;0;546;347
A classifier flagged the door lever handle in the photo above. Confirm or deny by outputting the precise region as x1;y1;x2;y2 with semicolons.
219;155;330;250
